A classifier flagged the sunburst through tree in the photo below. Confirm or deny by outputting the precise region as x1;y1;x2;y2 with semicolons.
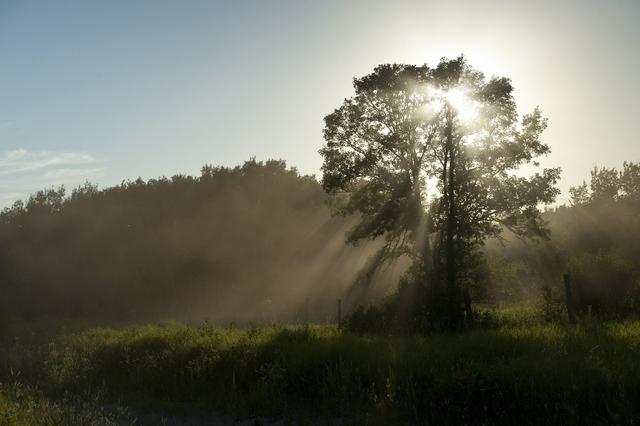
320;56;560;330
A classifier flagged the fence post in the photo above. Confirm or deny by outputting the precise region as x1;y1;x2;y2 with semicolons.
304;298;309;329
564;272;577;324
337;299;342;329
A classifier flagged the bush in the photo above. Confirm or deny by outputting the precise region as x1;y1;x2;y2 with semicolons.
569;252;640;317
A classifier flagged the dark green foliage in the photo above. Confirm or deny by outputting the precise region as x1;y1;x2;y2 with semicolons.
5;320;640;424
342;305;392;334
0;380;131;426
540;287;566;323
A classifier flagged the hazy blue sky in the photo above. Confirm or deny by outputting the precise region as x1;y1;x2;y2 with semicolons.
0;0;638;206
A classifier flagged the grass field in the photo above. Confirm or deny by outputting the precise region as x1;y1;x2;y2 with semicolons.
2;314;640;425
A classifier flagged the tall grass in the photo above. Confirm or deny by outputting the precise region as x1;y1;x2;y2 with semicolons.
15;321;636;424
2;316;640;424
0;378;131;426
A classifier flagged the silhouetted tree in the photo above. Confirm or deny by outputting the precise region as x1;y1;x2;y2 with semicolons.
320;56;559;330
621;161;640;199
569;181;590;206
568;162;640;204
590;166;620;201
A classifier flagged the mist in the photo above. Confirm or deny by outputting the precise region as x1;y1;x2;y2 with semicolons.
0;159;404;324
484;164;640;316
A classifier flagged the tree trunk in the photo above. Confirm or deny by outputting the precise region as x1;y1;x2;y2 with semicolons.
434;145;449;280
445;108;461;330
427;146;448;329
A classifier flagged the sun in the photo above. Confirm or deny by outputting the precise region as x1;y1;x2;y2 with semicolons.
419;85;480;125
444;87;478;123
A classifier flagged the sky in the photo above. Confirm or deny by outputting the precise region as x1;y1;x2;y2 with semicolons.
0;0;638;207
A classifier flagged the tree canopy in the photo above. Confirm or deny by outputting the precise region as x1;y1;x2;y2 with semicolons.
320;56;560;329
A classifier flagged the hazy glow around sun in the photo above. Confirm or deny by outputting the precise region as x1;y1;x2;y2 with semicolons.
444;88;479;123
420;85;479;125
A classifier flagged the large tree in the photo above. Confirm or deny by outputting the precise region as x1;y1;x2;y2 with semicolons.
320;56;560;329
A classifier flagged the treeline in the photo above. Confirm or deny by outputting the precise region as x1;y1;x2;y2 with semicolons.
486;162;640;317
0;159;386;322
2;159;639;322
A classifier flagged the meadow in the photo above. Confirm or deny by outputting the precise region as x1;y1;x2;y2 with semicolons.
2;310;640;425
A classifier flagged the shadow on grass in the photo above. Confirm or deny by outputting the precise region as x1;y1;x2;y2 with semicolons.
6;322;629;424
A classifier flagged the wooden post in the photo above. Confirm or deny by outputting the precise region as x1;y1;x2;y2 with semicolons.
337;299;342;329
564;272;576;324
304;298;309;329
463;287;474;327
